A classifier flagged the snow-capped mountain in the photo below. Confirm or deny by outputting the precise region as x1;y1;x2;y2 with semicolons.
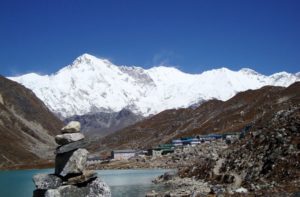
8;53;300;118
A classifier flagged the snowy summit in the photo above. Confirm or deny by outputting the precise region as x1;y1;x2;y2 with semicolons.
9;54;300;118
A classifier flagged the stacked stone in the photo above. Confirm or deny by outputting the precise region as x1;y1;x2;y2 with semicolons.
33;121;111;197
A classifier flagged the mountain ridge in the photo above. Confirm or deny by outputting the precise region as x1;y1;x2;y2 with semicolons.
8;54;300;118
64;108;143;137
93;82;300;152
0;76;63;168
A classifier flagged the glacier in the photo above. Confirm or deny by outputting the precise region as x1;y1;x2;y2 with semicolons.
8;53;300;118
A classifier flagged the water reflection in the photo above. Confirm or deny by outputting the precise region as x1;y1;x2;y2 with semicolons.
0;168;173;197
98;169;174;197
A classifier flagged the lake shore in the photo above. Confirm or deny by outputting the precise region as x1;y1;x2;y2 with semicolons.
0;168;172;197
2;106;300;196
93;134;300;197
0;160;54;171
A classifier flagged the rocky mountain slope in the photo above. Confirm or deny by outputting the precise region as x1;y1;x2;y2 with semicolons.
0;76;63;169
218;105;300;194
65;109;142;137
145;105;300;196
93;85;300;195
8;54;300;118
94;82;300;151
172;105;300;195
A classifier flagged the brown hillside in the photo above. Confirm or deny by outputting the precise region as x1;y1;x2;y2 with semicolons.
94;82;300;152
0;76;63;169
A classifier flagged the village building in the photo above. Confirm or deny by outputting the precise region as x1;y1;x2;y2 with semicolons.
222;132;239;139
172;139;183;146
222;132;240;143
87;156;102;164
149;144;175;157
172;137;202;146
196;134;223;142
151;149;163;158
137;150;148;157
111;149;137;160
190;138;201;146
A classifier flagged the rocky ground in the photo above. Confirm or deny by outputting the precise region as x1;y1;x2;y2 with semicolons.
154;106;300;196
92;105;300;196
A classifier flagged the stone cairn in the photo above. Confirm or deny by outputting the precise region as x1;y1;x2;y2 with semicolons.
33;121;111;197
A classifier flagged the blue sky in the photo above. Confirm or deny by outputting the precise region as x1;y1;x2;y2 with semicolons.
0;0;299;76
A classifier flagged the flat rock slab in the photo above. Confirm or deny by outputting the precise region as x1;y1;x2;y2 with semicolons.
55;148;88;177
65;170;97;185
61;121;81;133
55;140;88;154
55;133;85;145
45;177;111;197
33;174;62;190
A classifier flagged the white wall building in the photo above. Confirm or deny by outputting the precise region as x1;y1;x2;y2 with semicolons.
112;150;137;160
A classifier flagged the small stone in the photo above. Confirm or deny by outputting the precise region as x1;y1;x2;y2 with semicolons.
61;121;81;133
55;140;88;154
33;174;62;190
55;148;88;177
55;133;85;145
65;170;97;185
290;126;298;133
235;187;248;193
146;190;158;197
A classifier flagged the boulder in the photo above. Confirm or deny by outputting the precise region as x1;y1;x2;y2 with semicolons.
65;170;97;185
45;178;111;197
33;174;62;190
88;177;111;197
61;121;81;133
162;171;177;181
33;189;47;197
55;148;88;177
45;185;86;197
55;133;85;145
55;140;88;154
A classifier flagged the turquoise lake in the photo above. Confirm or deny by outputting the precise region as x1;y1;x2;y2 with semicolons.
0;168;172;197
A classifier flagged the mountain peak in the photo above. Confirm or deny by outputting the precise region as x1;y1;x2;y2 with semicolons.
73;53;96;65
72;53;111;67
7;55;300;118
60;54;114;74
78;53;95;59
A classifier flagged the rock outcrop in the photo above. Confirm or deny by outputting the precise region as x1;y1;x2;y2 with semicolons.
33;121;111;197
